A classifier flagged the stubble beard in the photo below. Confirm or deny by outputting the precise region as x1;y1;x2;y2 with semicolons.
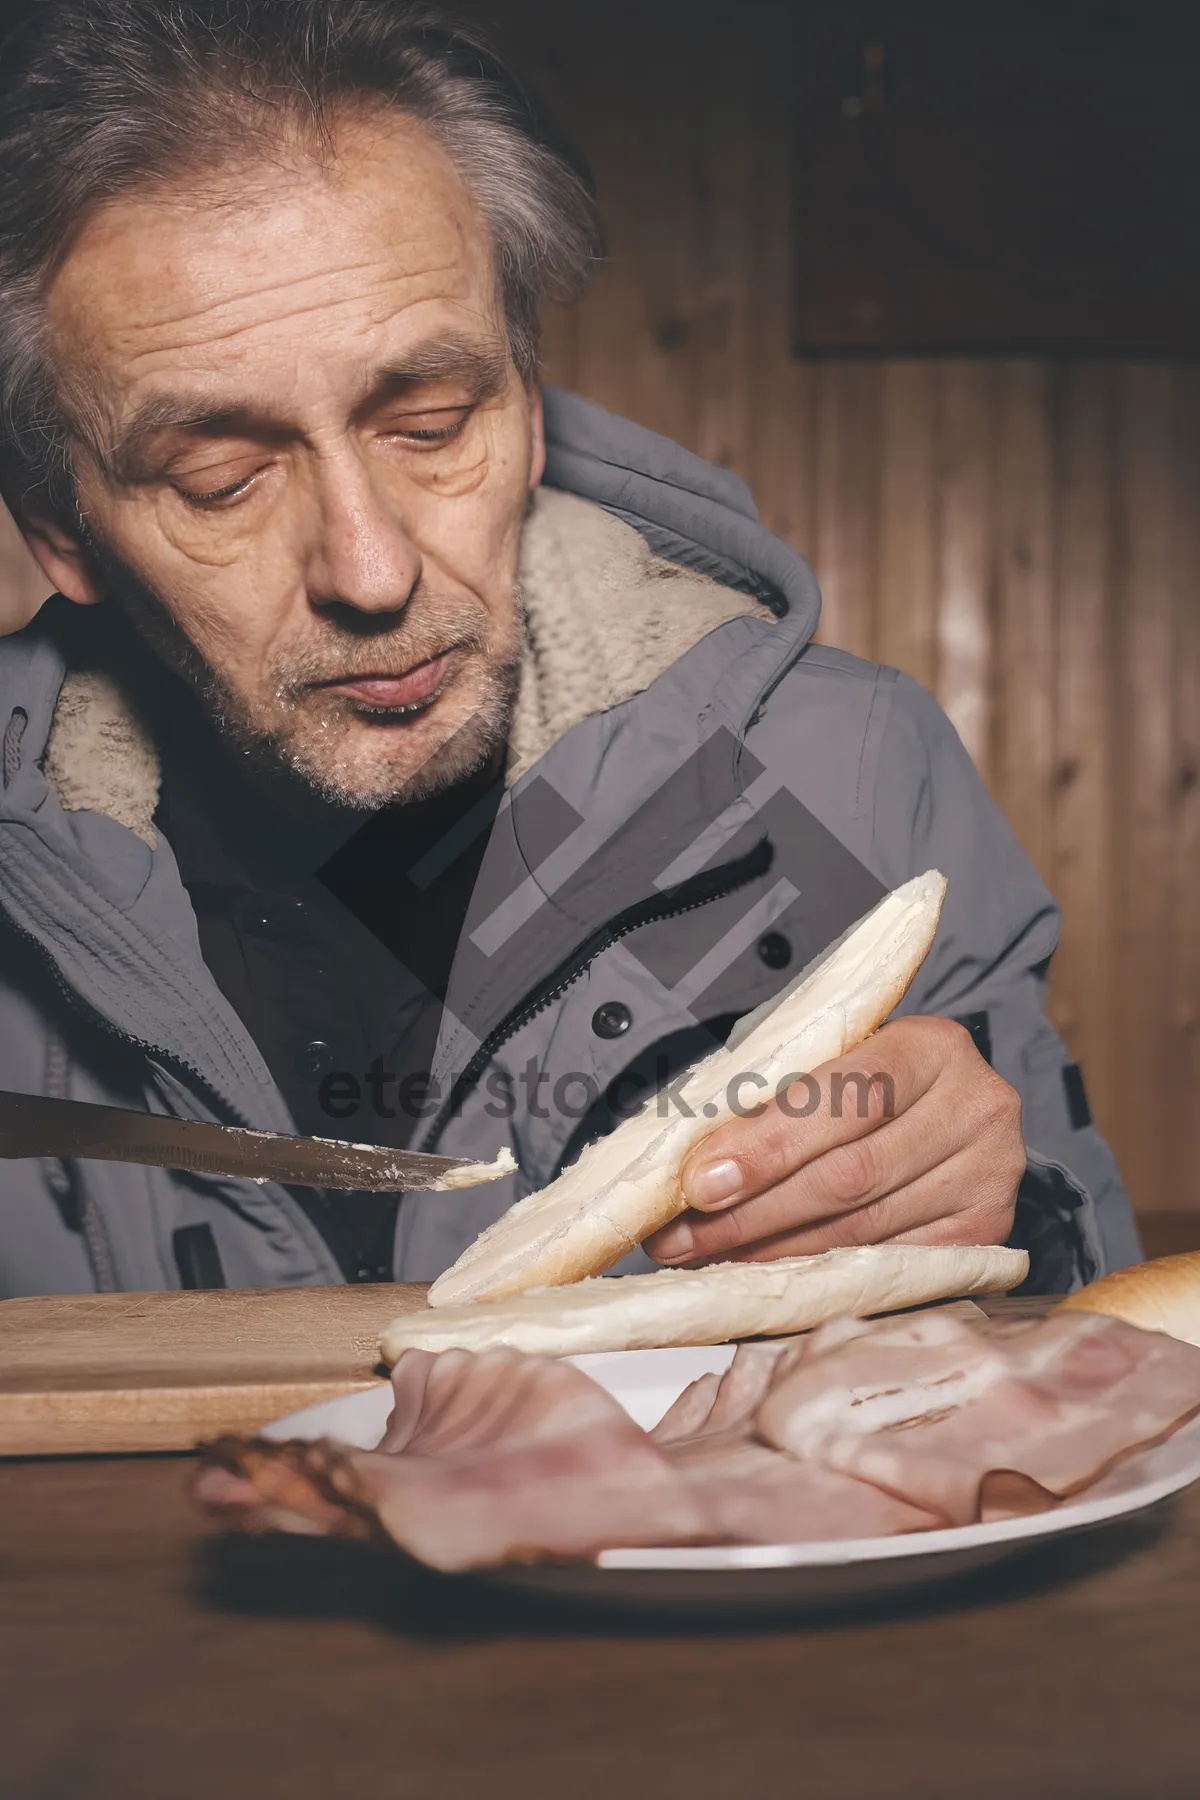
239;601;524;810
95;551;524;813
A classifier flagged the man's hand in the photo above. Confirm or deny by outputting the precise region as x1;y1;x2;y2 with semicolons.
644;1015;1024;1267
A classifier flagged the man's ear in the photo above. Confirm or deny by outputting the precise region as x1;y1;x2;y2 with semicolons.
17;498;104;606
527;384;546;491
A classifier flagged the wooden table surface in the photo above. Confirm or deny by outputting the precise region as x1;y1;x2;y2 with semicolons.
1;1296;1198;1798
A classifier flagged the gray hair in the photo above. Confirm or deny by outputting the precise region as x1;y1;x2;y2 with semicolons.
0;0;602;511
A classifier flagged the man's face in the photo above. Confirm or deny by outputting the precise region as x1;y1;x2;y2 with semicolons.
38;109;544;807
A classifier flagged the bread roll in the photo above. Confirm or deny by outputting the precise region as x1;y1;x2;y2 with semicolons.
384;1243;1027;1363
428;870;947;1307
1058;1252;1200;1347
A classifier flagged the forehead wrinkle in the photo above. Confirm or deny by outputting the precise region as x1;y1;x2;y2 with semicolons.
109;262;475;372
119;249;468;343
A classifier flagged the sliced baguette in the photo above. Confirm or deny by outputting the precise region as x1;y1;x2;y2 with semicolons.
384;1243;1028;1362
1058;1252;1200;1347
428;871;947;1307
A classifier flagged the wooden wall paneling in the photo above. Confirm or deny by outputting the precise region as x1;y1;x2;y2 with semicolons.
739;14;817;560
1046;365;1117;1132
743;347;817;577
689;26;755;481
932;363;996;782
570;18;702;453
1170;368;1200;1212
992;363;1056;886
811;361;880;662
633;39;707;454
1111;366;1179;1210
874;362;938;694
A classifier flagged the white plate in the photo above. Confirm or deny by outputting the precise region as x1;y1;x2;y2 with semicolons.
260;1345;1200;1616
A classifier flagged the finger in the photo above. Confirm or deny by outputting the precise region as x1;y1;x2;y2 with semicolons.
649;1139;1019;1267
685;1197;1012;1266
883;1214;1009;1247
650;1084;972;1264
678;1016;966;1212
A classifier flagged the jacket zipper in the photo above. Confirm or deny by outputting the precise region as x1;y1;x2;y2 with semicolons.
419;834;774;1151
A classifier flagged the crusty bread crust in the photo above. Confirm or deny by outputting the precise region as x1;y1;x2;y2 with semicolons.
1059;1252;1200;1347
429;872;947;1307
383;1243;1029;1362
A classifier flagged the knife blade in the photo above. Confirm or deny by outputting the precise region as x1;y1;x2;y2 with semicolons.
0;1090;511;1192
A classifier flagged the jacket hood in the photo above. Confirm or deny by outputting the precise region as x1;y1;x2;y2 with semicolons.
541;386;821;627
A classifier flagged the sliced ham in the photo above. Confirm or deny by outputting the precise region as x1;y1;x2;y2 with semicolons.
757;1309;1200;1525
679;1440;937;1543
198;1309;1200;1571
652;1342;938;1541
201;1347;708;1571
651;1340;797;1449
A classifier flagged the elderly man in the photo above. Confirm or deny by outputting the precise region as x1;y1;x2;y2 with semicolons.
0;0;1136;1297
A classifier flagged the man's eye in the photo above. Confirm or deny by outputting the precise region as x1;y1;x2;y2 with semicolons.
175;472;260;508
387;412;471;447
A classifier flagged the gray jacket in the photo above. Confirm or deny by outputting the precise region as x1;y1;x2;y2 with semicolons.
0;388;1141;1297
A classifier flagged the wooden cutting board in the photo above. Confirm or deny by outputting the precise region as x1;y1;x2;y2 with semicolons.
0;1288;1048;1459
0;1283;429;1456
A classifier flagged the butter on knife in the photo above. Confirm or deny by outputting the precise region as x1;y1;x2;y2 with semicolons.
0;1090;515;1193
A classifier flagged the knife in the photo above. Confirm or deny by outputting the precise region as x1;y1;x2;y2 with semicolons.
0;1089;511;1192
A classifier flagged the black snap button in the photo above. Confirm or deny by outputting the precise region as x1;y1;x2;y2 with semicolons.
592;1001;633;1039
757;931;792;971
295;1038;335;1079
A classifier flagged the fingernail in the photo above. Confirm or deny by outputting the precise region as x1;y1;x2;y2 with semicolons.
682;1157;743;1208
652;1218;694;1260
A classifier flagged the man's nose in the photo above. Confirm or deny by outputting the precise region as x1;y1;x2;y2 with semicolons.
305;452;422;616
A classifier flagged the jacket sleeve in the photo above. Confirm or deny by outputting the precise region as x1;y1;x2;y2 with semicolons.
868;670;1142;1291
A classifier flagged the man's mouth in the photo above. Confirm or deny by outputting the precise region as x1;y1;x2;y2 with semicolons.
313;648;459;712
